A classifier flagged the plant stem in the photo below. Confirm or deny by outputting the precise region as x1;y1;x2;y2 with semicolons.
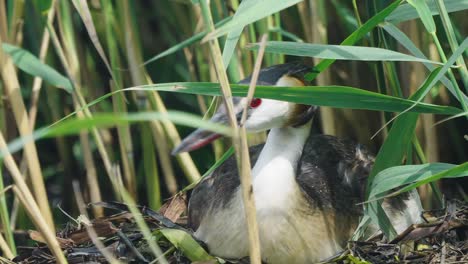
434;0;468;90
430;32;468;115
0;133;66;263
412;137;443;205
0;161;16;255
198;1;262;263
0;32;54;230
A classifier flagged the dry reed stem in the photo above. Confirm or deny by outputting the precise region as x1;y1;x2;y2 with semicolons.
308;0;336;136
0;34;54;229
28;0;56;128
0;133;66;263
118;0;200;183
238;35;268;262
198;1;262;262
74;1;138;197
79;130;104;217
148;90;201;182
149;121;178;195
0;231;14;259
0;0;7;41
47;20;121;198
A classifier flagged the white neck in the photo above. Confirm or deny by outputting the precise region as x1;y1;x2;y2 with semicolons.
252;122;312;208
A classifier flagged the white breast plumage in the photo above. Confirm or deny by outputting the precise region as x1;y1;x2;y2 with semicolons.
195;123;348;263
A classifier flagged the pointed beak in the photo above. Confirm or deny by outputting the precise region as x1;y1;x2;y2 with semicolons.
172;111;232;155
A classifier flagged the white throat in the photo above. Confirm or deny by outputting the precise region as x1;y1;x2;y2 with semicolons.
252;122;312;209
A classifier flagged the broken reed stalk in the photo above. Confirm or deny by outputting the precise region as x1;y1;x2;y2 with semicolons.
198;1;262;263
0;33;55;229
0;133;66;263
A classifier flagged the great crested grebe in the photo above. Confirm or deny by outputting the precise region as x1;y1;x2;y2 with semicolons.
173;63;422;263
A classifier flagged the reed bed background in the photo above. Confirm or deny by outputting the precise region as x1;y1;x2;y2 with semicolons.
0;0;467;263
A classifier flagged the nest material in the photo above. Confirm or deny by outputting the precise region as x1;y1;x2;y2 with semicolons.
7;200;468;264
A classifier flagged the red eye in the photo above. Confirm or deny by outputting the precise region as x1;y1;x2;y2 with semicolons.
250;98;262;108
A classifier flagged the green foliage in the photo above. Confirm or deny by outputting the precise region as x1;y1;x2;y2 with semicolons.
2;44;73;92
0;0;467;262
247;41;445;65
159;228;214;262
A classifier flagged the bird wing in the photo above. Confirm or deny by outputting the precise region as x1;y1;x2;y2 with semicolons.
187;144;264;231
296;134;422;237
295;134;371;215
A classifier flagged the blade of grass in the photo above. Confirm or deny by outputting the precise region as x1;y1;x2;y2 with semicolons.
247;41;446;65
412;137;443;204
435;0;468;90
407;0;436;33
386;0;468;24
222;0;255;68
368;163;467;200
71;0;114;80
305;0;403;81
203;0;302;41
382;23;468;105
1;44;72;92
159;229;214;262
407;0;468;114
46;82;463;132
364;67;446;239
120;83;462;115
385;162;468;199
142;17;232;66
3;111;232;158
380;38;468;126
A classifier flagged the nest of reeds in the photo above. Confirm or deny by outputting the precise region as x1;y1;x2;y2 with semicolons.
6;199;467;264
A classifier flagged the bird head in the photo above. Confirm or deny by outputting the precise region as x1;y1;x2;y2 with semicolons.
172;62;317;154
